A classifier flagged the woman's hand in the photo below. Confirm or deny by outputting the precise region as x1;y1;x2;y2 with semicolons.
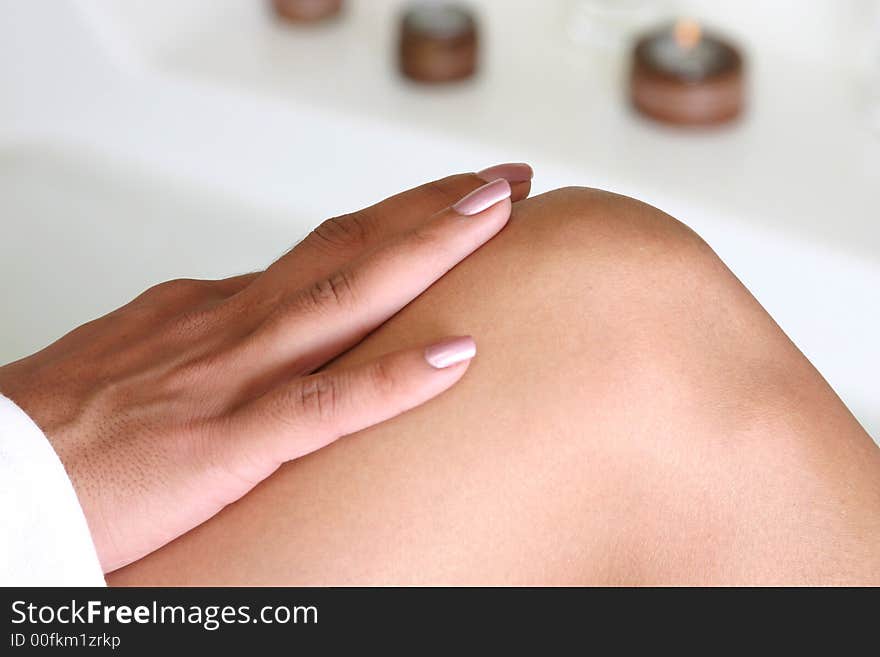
0;164;533;572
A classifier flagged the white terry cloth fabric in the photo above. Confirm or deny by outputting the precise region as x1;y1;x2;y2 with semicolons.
0;394;105;586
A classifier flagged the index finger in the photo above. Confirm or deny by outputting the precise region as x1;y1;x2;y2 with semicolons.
251;163;533;294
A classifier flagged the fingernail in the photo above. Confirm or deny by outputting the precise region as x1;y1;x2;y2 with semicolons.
452;179;511;216
424;336;477;369
476;162;534;183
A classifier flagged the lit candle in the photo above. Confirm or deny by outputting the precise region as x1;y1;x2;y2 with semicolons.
630;19;745;126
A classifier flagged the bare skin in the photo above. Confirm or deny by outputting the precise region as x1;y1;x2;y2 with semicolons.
0;167;532;572
110;187;880;585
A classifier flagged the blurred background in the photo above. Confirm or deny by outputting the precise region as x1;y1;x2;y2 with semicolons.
0;0;878;438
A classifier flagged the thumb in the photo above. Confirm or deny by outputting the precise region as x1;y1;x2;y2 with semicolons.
219;336;476;472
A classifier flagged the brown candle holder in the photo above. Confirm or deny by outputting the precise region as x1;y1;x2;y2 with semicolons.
398;4;478;84
271;0;343;24
630;28;744;126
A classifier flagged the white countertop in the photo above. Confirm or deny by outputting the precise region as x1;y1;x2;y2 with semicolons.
153;0;880;259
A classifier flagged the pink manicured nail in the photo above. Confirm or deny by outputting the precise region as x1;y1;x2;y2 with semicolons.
452;179;511;216
476;162;534;183
424;336;477;369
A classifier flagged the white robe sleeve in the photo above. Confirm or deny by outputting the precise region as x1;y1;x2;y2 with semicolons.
0;394;105;586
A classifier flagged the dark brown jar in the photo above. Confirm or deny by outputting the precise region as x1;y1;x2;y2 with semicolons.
271;0;343;24
399;3;478;83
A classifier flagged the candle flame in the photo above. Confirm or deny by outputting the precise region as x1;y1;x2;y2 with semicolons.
674;18;702;50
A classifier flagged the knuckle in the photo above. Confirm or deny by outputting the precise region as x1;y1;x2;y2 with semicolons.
150;278;207;298
212;273;257;298
409;222;444;250
419;175;473;206
291;375;340;425
304;268;358;312
368;359;399;398
136;278;218;309
310;211;375;252
407;222;455;262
